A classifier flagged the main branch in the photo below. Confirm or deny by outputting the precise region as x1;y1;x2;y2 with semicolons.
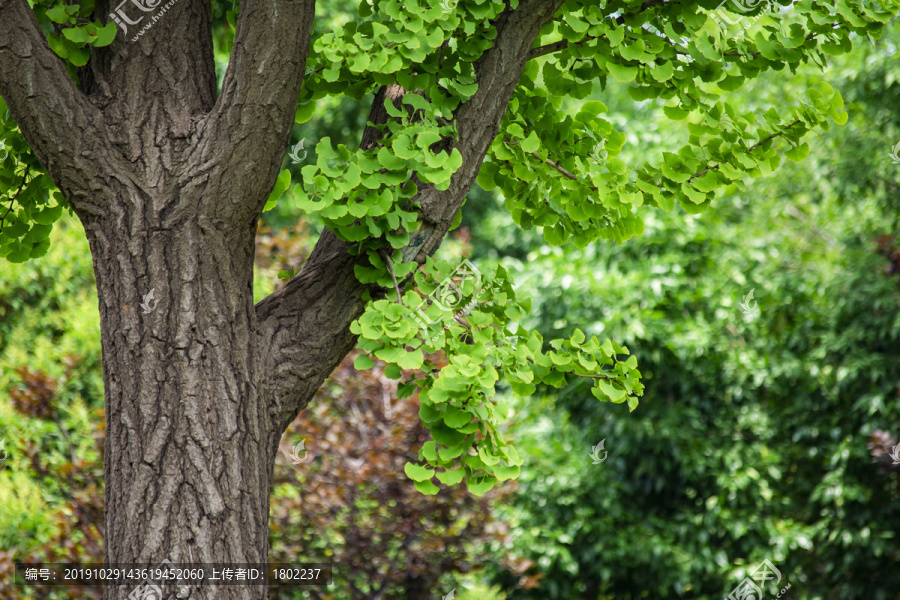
193;0;316;229
0;0;121;218
254;0;566;439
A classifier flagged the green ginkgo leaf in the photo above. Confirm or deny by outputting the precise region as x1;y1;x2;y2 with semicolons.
466;475;496;496
404;462;435;482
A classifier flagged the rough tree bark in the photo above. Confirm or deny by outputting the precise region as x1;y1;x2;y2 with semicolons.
0;0;563;597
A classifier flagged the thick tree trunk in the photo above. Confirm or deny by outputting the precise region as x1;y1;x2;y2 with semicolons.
88;204;273;598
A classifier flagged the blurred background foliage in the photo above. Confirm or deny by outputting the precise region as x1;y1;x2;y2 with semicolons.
1;6;899;600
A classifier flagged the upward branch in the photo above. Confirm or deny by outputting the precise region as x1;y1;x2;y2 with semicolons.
255;0;566;436
0;0;118;218
195;0;316;229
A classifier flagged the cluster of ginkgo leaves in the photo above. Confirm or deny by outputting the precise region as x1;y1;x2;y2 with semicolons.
350;257;644;495
0;101;62;264
480;0;894;247
293;0;891;491
34;0;117;67
280;0;894;273
282;0;495;271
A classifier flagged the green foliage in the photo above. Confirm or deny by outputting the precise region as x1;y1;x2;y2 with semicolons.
466;17;900;598
33;0;116;68
283;0;895;492
3;2;900;596
0;217;105;598
289;0;500;244
0;103;65;263
270;348;518;599
0;470;53;549
482;0;892;248
351;256;642;492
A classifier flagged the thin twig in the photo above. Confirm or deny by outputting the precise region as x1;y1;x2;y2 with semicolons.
0;164;31;234
533;151;579;180
528;0;671;59
503;137;580;180
687;120;800;183
381;248;403;303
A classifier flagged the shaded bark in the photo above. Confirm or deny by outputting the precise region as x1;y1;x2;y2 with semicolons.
0;0;563;597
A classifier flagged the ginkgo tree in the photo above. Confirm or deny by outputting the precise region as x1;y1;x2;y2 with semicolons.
0;0;894;597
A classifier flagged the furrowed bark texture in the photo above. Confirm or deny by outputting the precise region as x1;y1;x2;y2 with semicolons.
0;0;562;597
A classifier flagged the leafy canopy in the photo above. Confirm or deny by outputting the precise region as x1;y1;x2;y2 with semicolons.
1;0;896;494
